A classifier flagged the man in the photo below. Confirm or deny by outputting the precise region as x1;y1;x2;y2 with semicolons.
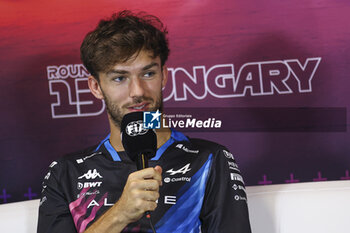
38;10;251;233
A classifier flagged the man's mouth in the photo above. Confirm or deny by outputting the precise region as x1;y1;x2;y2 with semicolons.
128;103;149;111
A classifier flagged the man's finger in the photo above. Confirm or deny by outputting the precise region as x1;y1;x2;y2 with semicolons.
129;179;160;191
154;165;162;174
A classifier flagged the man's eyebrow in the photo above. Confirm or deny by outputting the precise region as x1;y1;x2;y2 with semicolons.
142;62;159;70
105;62;159;76
106;69;128;75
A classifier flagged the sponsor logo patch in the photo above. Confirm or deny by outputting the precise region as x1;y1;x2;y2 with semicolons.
164;177;191;183
234;195;247;201
78;169;103;180
228;161;240;172
175;144;199;154
77;190;100;199
223;150;235;160
49;161;58;168
76;152;102;164
231;173;245;184
232;184;246;192
44;172;51;180
77;182;102;190
166;163;191;176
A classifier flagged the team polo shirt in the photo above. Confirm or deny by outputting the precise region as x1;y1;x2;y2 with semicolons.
38;130;251;233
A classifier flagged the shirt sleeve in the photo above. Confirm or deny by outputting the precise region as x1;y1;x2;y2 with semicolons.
199;147;252;233
37;160;77;233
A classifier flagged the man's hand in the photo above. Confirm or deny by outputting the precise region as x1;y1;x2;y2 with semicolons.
84;166;162;233
116;165;163;222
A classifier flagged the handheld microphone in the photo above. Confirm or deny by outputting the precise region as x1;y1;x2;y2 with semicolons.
120;111;158;230
120;111;157;169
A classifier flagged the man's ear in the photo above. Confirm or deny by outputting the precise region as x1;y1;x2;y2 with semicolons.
88;76;104;99
161;65;168;88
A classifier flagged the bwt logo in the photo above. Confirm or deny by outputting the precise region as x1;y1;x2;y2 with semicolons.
143;110;161;129
47;58;321;119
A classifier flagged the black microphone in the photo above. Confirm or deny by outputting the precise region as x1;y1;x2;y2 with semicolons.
120;111;157;169
120;111;158;228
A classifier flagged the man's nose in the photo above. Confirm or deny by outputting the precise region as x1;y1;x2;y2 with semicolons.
129;78;145;98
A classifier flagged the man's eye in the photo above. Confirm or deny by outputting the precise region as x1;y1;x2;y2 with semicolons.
144;71;155;78
113;76;126;83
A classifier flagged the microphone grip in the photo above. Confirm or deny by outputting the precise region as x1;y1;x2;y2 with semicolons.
136;154;152;219
136;153;149;170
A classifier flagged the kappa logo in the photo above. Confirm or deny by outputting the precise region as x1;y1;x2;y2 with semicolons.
166;163;191;176
78;169;103;180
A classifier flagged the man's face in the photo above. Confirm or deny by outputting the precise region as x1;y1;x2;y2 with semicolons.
91;50;168;128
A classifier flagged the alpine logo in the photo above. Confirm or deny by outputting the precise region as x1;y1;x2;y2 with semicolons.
78;169;103;180
166;163;191;175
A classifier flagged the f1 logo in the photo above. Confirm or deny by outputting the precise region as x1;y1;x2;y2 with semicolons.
143;110;161;129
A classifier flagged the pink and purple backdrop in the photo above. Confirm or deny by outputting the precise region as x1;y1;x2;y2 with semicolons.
0;0;349;203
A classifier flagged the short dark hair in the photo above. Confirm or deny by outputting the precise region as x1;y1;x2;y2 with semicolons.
80;10;170;80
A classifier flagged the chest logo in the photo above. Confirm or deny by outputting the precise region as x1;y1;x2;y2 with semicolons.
166;163;191;176
78;169;103;180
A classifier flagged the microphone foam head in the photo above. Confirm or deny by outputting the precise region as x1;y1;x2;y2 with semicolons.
121;112;157;161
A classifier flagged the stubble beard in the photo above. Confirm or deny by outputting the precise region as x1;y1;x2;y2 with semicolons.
102;91;163;129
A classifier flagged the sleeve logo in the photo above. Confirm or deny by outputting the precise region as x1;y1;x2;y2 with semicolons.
223;150;235;160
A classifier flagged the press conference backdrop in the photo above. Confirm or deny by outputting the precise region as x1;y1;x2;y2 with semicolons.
0;0;349;203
